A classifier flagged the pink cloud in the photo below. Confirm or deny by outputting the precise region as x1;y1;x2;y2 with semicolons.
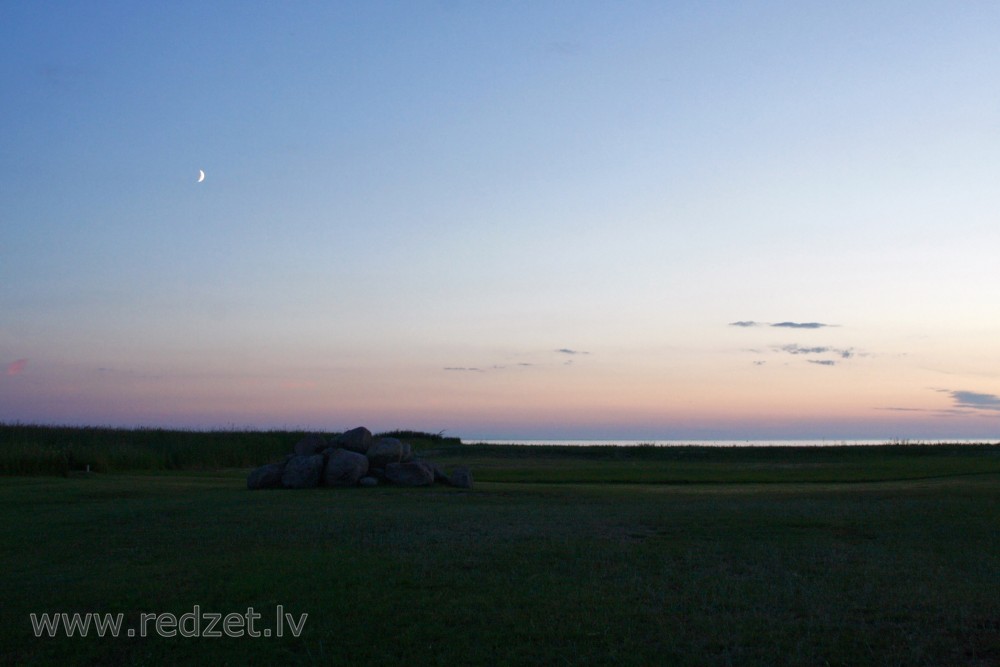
6;359;28;376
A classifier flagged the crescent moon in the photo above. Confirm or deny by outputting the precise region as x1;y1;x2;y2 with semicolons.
197;169;205;183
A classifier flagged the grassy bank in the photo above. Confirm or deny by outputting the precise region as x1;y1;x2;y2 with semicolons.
1;429;998;665
434;442;1000;484
0;424;458;475
3;423;997;482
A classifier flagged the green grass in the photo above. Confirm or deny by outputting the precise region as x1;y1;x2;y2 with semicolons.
1;431;999;665
436;442;1000;484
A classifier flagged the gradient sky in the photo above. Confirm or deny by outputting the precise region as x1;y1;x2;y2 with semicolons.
3;1;1000;439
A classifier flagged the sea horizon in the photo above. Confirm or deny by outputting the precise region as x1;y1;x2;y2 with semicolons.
465;438;1000;447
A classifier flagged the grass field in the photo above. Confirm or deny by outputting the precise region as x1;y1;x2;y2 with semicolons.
1;428;998;665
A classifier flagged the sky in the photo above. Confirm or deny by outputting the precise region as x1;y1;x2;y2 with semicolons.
3;1;1000;440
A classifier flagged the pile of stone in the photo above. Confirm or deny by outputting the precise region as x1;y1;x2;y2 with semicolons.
246;427;472;490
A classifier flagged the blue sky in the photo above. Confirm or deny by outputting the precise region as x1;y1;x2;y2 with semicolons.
3;1;1000;439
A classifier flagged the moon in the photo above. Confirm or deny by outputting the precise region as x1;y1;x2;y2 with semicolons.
197;169;205;183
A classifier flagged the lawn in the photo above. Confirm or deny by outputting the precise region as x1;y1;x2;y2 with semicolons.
1;436;998;665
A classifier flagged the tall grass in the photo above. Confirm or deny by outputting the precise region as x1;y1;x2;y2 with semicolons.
0;424;300;475
0;424;462;476
4;422;999;478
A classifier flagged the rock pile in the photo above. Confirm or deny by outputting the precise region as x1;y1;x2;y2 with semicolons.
247;426;472;491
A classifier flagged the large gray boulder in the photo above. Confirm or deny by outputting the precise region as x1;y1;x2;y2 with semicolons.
420;459;449;485
246;426;472;492
333;427;373;455
366;437;412;469
385;461;435;487
322;448;368;486
293;433;328;456
281;455;324;489
449;466;473;489
247;463;285;490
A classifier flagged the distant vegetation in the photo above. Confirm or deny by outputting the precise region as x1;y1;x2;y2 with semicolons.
0;423;456;476
375;429;461;445
2;423;999;482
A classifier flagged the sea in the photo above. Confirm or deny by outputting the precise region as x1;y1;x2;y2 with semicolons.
465;438;996;447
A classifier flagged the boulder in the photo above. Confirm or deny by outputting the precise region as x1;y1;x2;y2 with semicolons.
385;461;435;487
281;454;324;489
245;425;471;492
366;437;412;468
449;466;473;489
322;448;368;487
420;459;450;485
247;463;285;490
293;433;328;456
333;427;373;455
